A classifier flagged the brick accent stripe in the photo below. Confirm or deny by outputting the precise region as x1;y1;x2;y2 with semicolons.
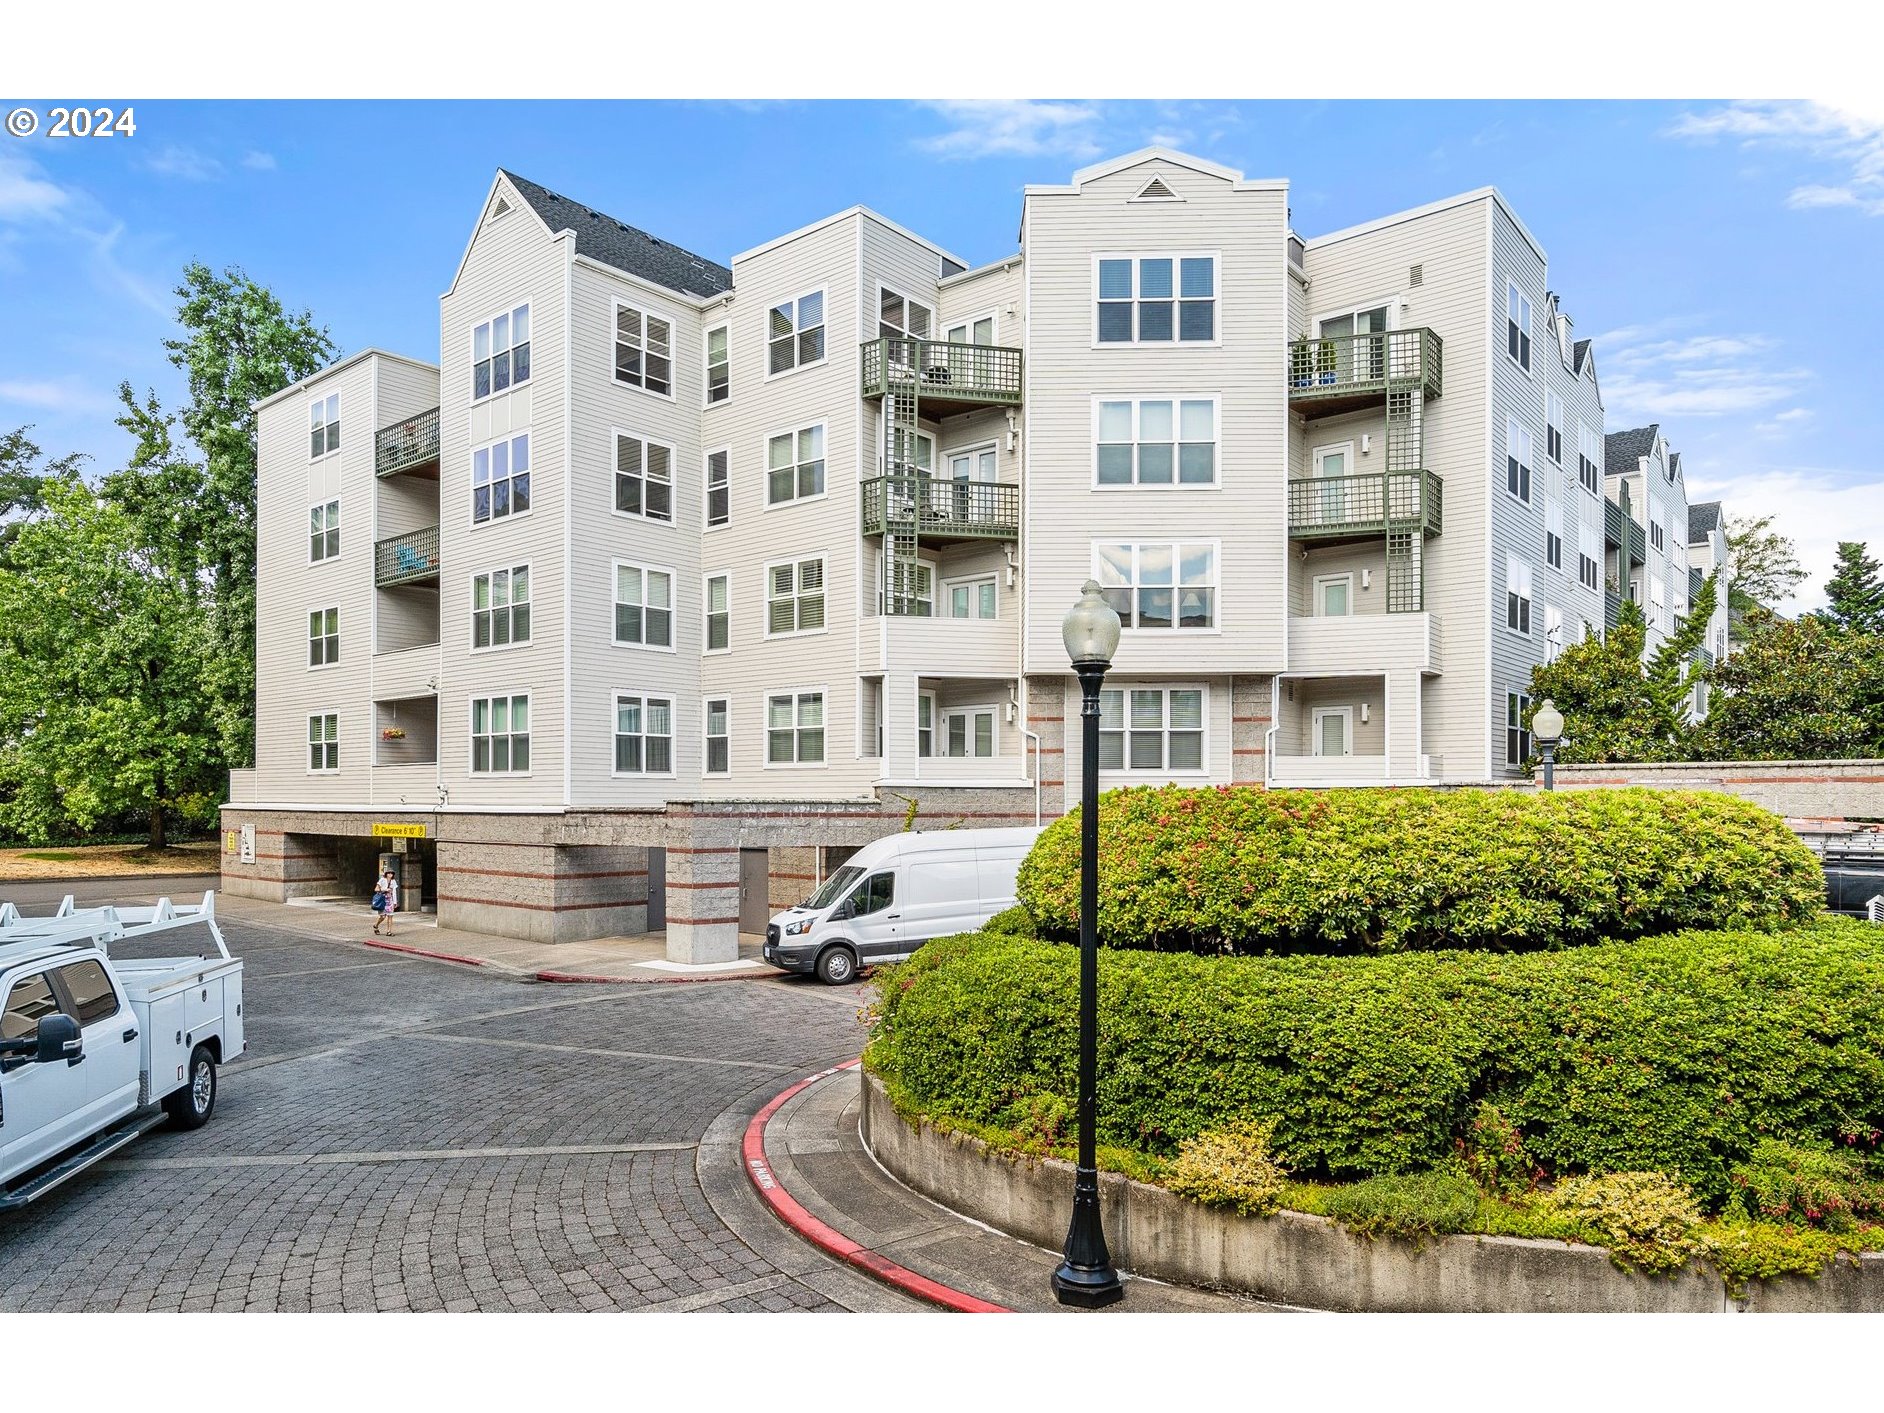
434;893;644;914
438;864;648;882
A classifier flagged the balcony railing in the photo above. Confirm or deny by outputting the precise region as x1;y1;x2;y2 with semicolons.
1605;499;1647;566
860;338;1022;411
1287;328;1442;407
1287;470;1443;540
376;406;440;478
861;476;1020;541
375;525;440;588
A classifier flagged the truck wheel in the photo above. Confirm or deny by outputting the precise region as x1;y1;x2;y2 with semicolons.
815;946;858;986
163;1044;217;1130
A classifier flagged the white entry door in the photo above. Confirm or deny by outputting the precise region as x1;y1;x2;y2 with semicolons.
1312;707;1353;757
1311;443;1353;524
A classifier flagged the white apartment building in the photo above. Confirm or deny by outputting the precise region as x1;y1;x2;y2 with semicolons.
224;147;1685;955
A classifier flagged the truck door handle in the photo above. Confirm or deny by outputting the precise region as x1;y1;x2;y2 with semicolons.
886;914;901;920
123;1028;139;1043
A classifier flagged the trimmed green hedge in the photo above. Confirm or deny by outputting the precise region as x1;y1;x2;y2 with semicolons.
864;920;1884;1204
1015;786;1822;954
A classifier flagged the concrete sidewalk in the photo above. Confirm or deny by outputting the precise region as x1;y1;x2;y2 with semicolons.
760;1066;1281;1313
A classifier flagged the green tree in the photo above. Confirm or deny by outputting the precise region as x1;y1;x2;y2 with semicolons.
0;480;229;847
1724;513;1806;641
1696;611;1884;761
0;426;86;560
1819;541;1884;636
1645;571;1718;728
1526;600;1668;763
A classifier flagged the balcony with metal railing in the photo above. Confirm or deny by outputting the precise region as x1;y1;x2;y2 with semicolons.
860;338;1023;415
1287;328;1443;416
376;406;440;479
1605;497;1647;567
861;476;1020;544
1287;470;1443;544
375;525;440;588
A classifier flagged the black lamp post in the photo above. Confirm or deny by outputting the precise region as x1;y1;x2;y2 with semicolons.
1533;698;1565;791
1051;580;1125;1309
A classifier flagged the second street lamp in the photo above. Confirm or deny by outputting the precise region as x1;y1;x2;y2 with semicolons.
1532;698;1565;791
1051;580;1125;1309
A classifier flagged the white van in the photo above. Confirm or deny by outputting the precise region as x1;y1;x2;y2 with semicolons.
762;827;1042;984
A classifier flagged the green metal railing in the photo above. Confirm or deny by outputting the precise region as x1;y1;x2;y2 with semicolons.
1287;470;1442;539
376;406;440;478
1605;498;1646;567
375;525;440;587
860;338;1022;407
1287;328;1442;403
861;476;1020;540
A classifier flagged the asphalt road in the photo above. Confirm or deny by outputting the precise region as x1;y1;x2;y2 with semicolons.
0;915;917;1312
0;875;221;909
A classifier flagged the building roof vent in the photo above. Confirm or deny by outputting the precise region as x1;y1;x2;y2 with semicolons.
1132;176;1181;202
490;195;511;219
1409;263;1423;287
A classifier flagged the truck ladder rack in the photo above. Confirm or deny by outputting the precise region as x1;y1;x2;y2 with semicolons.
0;891;230;961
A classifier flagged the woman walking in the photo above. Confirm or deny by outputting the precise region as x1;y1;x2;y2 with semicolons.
371;866;399;934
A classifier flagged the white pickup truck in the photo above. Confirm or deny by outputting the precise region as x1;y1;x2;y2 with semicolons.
0;892;243;1212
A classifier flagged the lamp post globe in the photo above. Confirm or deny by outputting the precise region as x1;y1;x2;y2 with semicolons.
1532;698;1565;792
1052;580;1125;1308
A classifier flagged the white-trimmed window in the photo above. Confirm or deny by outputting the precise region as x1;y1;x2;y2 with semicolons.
613;694;674;775
1506;553;1533;634
1650;520;1666;553
307;714;338;773
1546;502;1564;571
766;423;826;505
613;563;674;649
470;693;530;774
704;448;730;527
1506;690;1531;767
613;302;673;397
309;394;340;459
878;286;934;340
941;705;998;760
766;558;826;636
1506;283;1532;372
767;290;825;376
1095;254;1216;343
947;314;996;346
1546;391;1565;464
1579;552;1600;593
1094;542;1217;630
614;432;674;522
471;564;531;649
308;606;339;668
1650;574;1667;616
1545;604;1564;663
1506;419;1533;503
1577;423;1602;495
766;690;825;765
472;432;530;524
880;560;934;618
309;499;340;562
916;691;937;758
473;303;531;402
1099;686;1205;772
704;698;730;775
944;575;997;620
705;324;730;405
1095;396;1217;486
704;573;730;653
1314;573;1353;617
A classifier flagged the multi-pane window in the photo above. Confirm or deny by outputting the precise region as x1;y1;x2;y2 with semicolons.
945;576;998;620
703;698;730;775
704;573;730;652
470;694;530;773
473;304;531;401
1546;391;1564;464
1098;686;1204;772
309;394;340;458
916;693;935;758
1506;554;1533;634
766;424;826;504
1650;574;1666;617
307;714;338;772
472;565;531;649
882;561;934;618
947;315;995;345
613;695;674;774
1579;552;1600;592
767;290;825;375
1546;502;1564;570
705;449;730;527
308;606;339;667
613;303;673;396
766;558;826;636
309;499;340;561
1545;604;1564;663
614;434;674;521
1577;423;1602;495
1095;397;1217;486
1506;419;1534;502
941;706;998;759
1506;283;1532;371
878;287;933;340
1506;691;1532;767
1096;255;1216;343
705;325;730;405
1650;520;1666;553
1094;542;1217;630
766;691;825;765
472;432;531;524
613;563;674;649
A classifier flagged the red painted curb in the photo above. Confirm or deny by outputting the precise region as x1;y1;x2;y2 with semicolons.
364;938;487;967
535;967;782;986
744;1060;1011;1314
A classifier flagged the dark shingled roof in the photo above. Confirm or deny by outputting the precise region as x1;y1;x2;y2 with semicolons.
1605;425;1658;479
1688;500;1723;542
1572;337;1593;374
498;170;733;298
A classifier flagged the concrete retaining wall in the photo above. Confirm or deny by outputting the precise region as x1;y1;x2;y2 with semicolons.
1554;759;1884;822
861;1072;1883;1313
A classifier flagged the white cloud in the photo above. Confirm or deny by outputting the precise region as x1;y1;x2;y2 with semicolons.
1669;100;1884;216
1594;322;1809;420
0;151;72;223
1686;466;1884;615
240;150;277;171
916;100;1104;161
0;377;118;415
144;145;224;181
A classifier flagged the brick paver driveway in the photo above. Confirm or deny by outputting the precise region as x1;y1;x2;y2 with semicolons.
0;919;915;1312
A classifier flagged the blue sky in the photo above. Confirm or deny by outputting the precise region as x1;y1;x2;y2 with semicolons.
2;98;1879;609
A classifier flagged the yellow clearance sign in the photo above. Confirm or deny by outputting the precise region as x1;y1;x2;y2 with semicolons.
371;823;427;839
